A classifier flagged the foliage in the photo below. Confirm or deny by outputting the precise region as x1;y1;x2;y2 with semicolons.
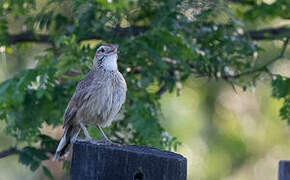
238;0;290;21
0;0;289;178
272;75;290;123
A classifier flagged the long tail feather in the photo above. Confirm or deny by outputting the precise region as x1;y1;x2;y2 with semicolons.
53;125;80;161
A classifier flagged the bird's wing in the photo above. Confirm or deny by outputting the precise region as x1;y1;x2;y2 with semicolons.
63;71;97;127
63;80;105;127
63;89;89;127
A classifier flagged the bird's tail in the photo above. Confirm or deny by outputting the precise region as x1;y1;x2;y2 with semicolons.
53;125;80;161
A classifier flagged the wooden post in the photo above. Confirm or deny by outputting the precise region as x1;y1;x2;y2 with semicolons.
279;160;290;180
70;141;187;180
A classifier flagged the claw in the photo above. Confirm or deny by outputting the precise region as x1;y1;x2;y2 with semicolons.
76;137;91;142
89;139;121;146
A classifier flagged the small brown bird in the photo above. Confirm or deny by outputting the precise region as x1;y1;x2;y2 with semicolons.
54;44;127;160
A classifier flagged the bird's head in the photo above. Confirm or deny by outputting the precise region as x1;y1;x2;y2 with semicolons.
93;44;119;71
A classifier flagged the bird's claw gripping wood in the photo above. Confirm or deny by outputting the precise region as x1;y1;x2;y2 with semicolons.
76;137;121;146
76;137;91;143
87;139;121;146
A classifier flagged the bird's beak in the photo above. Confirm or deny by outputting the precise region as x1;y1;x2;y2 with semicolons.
107;44;118;54
113;44;118;50
113;44;118;54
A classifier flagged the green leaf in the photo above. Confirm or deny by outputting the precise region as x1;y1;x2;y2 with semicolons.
18;146;49;171
280;98;290;123
42;166;55;180
272;75;290;99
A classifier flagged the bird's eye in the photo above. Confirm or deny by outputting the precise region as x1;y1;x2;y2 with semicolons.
99;48;105;53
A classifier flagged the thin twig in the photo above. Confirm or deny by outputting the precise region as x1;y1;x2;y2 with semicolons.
156;85;167;96
0;146;55;159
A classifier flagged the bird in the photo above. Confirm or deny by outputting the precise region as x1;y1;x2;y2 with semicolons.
53;44;127;160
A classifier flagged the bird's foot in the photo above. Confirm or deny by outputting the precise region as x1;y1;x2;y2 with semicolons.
76;137;92;143
89;139;121;146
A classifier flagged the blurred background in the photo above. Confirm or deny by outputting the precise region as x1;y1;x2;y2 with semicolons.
0;0;290;179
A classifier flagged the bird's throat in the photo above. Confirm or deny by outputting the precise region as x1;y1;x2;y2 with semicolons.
102;54;118;71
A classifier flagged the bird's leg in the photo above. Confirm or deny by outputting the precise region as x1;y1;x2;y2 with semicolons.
77;122;92;142
78;123;120;146
88;125;120;146
97;124;110;142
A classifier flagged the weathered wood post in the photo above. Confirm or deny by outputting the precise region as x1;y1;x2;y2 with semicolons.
279;160;290;180
70;141;187;180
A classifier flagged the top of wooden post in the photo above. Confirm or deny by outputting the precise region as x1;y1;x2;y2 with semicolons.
70;141;187;180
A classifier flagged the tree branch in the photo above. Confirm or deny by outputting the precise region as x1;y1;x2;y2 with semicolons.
0;147;18;159
7;26;149;45
8;31;53;45
226;37;289;79
7;26;290;45
227;0;256;5
0;146;55;159
156;85;167;96
247;27;290;40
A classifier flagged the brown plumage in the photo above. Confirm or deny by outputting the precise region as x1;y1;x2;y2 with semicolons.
54;44;127;160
